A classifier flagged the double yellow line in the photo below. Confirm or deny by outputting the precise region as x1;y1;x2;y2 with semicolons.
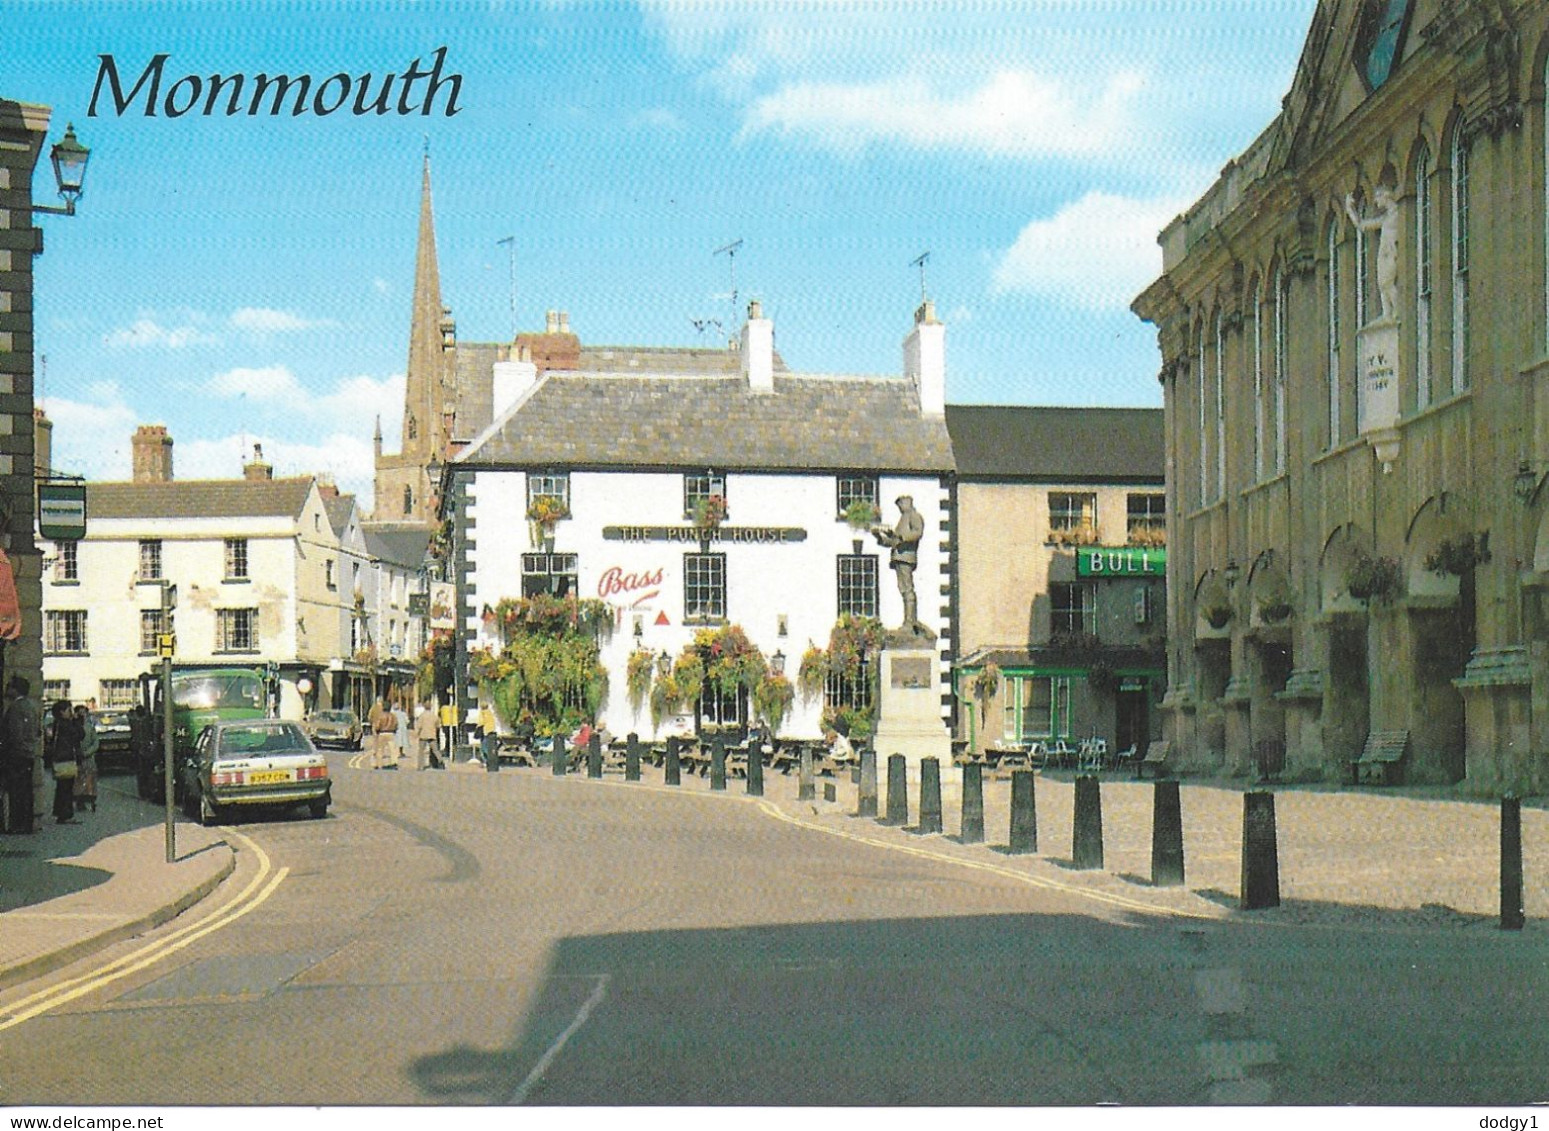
0;829;289;1031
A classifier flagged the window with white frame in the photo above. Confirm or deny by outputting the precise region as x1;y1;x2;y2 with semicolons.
836;475;879;518
1328;221;1342;445
521;552;577;598
55;540;78;582
683;552;726;623
1451;125;1471;394
683;472;727;519
1415;143;1433;409
527;471;571;513
1126;494;1165;545
1002;674;1071;744
138;539;162;581
42;679;70;705
1050;582;1095;636
139;609;167;654
224;537;249;580
215;608;258;653
698;682;743;730
1048;492;1096;537
99;679;137;709
836;554;878;618
45;610;88;654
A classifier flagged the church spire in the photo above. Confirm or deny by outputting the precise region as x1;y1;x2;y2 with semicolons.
403;151;448;464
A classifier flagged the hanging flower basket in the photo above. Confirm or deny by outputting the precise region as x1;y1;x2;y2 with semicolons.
691;493;728;531
1423;532;1491;577
841;499;881;530
525;494;570;526
1259;600;1293;623
1346;553;1401;603
1202;604;1232;629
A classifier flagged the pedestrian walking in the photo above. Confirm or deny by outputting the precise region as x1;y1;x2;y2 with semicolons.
392;698;410;765
414;701;441;769
45;700;81;823
2;677;39;834
74;702;99;813
369;699;397;769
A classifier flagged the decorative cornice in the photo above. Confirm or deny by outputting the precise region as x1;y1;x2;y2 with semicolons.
1423;0;1521;139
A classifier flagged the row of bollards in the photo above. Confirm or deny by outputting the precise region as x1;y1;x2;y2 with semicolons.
541;734;1529;928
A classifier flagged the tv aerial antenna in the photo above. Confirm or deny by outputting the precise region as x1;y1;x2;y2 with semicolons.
911;250;931;304
496;236;517;341
713;238;743;330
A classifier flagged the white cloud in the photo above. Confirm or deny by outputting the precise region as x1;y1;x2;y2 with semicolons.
177;433;378;501
40;384;139;480
103;317;219;350
229;307;337;334
992;190;1189;311
742;69;1143;158
205;365;306;402
204;368;403;429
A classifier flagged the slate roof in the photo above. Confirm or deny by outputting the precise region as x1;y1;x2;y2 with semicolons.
363;523;433;568
945;405;1163;483
322;493;357;537
85;477;316;520
458;371;954;474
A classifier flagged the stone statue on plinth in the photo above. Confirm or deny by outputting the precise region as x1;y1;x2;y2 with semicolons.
1345;185;1399;323
871;495;930;638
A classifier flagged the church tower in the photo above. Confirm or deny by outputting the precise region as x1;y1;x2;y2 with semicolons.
373;153;456;524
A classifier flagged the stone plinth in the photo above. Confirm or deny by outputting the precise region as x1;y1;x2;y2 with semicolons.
871;642;951;787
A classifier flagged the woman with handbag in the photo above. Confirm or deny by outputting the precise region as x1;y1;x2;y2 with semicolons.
74;702;99;813
46;700;81;824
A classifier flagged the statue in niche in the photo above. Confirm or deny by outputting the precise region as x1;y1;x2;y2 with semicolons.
1345;184;1400;324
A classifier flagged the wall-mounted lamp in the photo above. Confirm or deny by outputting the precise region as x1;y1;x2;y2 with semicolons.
33;124;90;216
1222;559;1242;588
770;648;786;675
1513;461;1542;505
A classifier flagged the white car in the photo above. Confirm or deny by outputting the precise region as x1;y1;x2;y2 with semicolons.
185;718;331;826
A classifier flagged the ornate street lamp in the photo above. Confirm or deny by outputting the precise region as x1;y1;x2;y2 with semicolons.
35;124;90;216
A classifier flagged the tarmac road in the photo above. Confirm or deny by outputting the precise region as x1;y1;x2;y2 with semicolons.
1;757;1545;1106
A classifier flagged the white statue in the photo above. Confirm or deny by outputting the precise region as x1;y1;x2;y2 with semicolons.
1345;185;1399;323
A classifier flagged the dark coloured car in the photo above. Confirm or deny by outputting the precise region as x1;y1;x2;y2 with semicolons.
304;708;363;750
183;718;331;826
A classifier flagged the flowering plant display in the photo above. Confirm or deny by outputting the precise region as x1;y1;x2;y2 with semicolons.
691;493;728;530
525;494;569;526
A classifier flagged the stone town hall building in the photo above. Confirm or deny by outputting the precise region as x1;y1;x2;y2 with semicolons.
1133;0;1549;795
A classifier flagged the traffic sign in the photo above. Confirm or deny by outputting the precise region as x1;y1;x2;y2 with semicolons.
157;632;175;658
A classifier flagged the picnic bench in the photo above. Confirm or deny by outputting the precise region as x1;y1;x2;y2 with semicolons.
1136;740;1171;779
1351;730;1408;786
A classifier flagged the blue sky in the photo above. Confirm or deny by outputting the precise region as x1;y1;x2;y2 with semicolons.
6;0;1318;509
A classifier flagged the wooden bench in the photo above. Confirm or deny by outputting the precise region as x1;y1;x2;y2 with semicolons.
1136;740;1171;779
1351;730;1408;786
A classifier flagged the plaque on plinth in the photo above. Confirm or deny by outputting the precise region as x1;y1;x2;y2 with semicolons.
1358;317;1402;471
871;628;952;786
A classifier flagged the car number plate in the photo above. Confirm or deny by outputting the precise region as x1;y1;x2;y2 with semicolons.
247;770;290;785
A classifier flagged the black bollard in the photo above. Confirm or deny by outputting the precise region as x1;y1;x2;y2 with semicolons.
960;762;984;843
746;740;764;797
798;744;815;801
710;736;727;791
587;733;602;779
625;733;641;782
551;733;566;777
882;754;908;826
1008;770;1037;854
823;781;836;803
919;758;943;834
1072;774;1104;870
1151;778;1185;887
1502;794;1525;931
665;735;681;786
856;743;878;818
1240;790;1280;909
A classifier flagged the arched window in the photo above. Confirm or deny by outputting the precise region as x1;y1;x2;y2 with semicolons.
402;485;414;516
1327;221;1342;445
1452;124;1471;394
1197;320;1208;507
1415;142;1432;409
1253;278;1265;479
1215;311;1226;498
1274;271;1288;474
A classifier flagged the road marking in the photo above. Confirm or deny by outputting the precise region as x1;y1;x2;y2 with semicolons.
1197;1039;1276;1104
506;973;610;1105
0;828;288;1031
1194;967;1246;1014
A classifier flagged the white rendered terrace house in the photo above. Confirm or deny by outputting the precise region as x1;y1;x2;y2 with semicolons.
443;300;956;742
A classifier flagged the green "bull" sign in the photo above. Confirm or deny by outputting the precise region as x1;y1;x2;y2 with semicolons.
1076;546;1166;578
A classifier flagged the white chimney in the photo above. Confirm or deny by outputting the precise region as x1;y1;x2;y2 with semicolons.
492;358;539;419
904;300;945;418
740;299;774;393
545;309;560;334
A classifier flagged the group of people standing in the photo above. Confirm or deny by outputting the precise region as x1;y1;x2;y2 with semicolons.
366;698;445;771
1;679;101;833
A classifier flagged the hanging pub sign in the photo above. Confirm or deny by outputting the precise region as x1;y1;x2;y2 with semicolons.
38;482;87;541
1076;546;1166;578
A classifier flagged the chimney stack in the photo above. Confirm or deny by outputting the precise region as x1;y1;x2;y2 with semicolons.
740;299;774;393
903;300;945;418
243;442;273;481
131;424;174;483
558;311;571;335
545;309;560;334
33;407;51;480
